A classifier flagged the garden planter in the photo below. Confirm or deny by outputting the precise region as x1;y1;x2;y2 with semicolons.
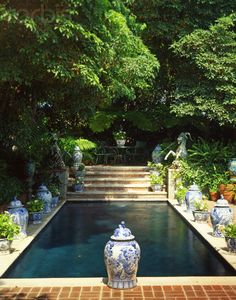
193;211;210;223
51;196;59;208
0;239;12;255
222;191;235;203
116;139;126;147
225;237;236;253
29;211;43;224
74;183;84;192
104;221;140;289
209;191;219;201
151;184;162;192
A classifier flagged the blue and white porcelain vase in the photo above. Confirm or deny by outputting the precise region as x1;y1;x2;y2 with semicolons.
185;183;202;213
37;184;52;214
73;146;83;170
228;158;236;183
152;144;162;163
104;221;140;289
210;195;233;237
8;197;29;239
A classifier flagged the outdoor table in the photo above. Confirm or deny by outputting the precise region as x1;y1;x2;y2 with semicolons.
105;145;136;164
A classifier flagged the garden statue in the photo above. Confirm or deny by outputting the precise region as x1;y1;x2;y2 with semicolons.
164;132;191;165
49;133;65;169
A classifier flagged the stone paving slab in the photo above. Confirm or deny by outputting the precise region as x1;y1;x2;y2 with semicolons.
0;285;236;299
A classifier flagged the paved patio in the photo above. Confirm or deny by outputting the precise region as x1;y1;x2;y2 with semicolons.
0;285;236;299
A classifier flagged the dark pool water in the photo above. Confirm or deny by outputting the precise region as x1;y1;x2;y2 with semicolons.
4;202;235;278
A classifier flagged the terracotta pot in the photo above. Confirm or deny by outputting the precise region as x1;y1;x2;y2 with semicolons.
219;184;226;194
209;191;219;201
225;184;235;192
222;191;235;203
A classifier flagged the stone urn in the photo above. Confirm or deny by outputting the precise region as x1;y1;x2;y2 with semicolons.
104;221;140;289
152;144;162;163
37;184;52;214
210;195;233;237
7;197;29;239
185;183;202;213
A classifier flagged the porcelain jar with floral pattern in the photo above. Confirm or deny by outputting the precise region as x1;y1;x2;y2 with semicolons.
104;221;140;289
210;196;233;237
152;144;162;163
7;197;29;239
185;183;202;213
228;158;236;183
37;184;52;214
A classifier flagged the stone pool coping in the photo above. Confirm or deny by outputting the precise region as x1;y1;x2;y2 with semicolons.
0;199;235;288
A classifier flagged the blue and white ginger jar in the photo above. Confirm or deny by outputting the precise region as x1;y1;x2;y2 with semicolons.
104;221;140;289
73;146;83;170
228;158;236;183
185;183;202;213
210;195;233;237
152;144;162;163
8;197;29;239
37;184;52;214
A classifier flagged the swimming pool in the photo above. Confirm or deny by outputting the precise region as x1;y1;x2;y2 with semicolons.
4;202;235;278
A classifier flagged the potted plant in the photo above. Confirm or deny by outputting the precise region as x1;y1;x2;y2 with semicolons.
149;174;163;192
76;163;85;177
73;177;84;192
113;130;126;147
26;199;44;224
193;198;210;223
48;184;60;208
0;211;20;254
147;162;163;175
175;184;188;206
223;223;236;253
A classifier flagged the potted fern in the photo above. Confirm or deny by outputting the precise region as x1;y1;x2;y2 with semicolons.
0;212;20;254
224;224;236;253
193;198;210;223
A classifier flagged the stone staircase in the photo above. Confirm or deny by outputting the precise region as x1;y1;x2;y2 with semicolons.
67;165;168;201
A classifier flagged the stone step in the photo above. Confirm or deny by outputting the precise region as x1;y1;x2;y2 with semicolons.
84;171;150;178
84;185;151;192
83;177;150;184
85;166;149;171
67;191;167;200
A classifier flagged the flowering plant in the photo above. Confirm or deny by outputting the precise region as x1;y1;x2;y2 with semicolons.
113;130;126;140
0;212;20;240
194;199;208;211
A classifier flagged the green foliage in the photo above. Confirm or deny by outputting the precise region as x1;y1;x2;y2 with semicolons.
89;112;117;132
224;224;236;238
175;184;188;204
0;212;20;240
188;138;235;165
26;199;44;213
113;130;126;140
171;14;236;126
149;173;164;185
0;160;23;205
194;199;208;211
48;184;60;197
59;136;96;165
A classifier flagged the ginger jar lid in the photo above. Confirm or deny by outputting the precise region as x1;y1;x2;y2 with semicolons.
215;195;230;207
111;221;135;241
188;183;200;191
37;184;48;192
8;196;23;208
